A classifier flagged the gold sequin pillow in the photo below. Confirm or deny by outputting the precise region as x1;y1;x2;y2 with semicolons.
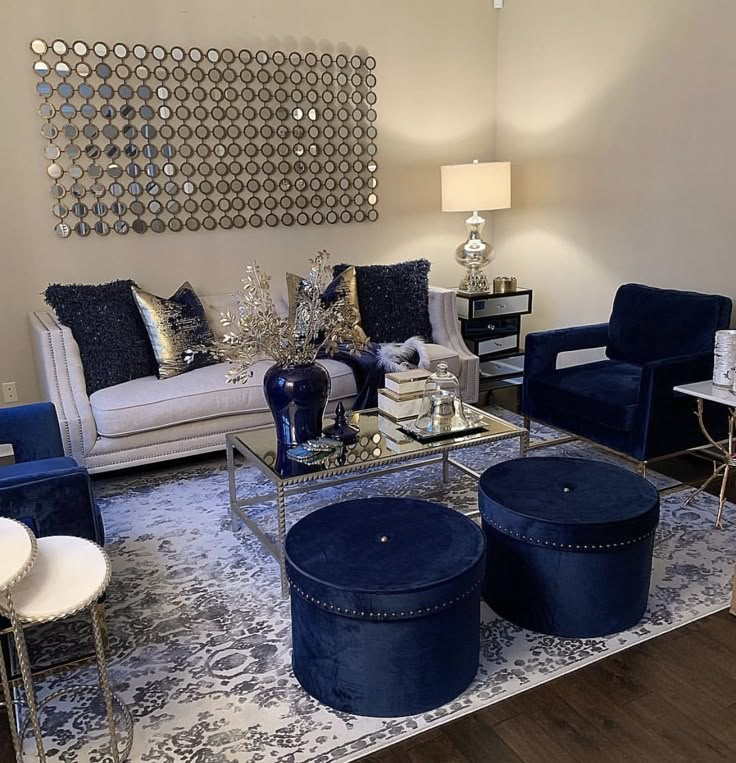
132;281;218;379
286;265;369;344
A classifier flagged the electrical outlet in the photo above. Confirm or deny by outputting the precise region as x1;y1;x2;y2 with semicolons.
2;382;18;404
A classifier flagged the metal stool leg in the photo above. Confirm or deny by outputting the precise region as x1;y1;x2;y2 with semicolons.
97;604;111;655
0;638;22;762
91;604;120;763
6;593;46;762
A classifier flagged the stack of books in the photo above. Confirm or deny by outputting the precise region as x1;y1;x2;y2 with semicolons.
377;369;431;422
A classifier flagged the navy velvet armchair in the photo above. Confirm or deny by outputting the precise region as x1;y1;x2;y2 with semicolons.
0;402;104;543
523;283;733;464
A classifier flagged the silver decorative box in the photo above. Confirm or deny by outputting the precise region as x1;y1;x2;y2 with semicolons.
493;276;518;294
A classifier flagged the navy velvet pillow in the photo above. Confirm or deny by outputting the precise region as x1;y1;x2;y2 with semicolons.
45;280;158;395
333;260;434;343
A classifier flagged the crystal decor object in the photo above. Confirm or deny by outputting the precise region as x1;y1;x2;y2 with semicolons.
413;363;471;434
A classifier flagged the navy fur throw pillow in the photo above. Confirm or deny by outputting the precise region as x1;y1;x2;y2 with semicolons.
333;260;434;344
45;280;158;395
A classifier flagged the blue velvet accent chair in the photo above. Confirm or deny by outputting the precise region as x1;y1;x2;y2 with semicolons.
523;283;733;464
0;403;104;543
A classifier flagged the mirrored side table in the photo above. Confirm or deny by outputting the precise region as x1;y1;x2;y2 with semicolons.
456;288;533;405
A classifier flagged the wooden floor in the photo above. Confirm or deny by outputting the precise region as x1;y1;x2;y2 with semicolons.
360;610;736;763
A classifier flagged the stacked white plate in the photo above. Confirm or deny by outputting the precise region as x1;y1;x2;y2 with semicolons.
713;329;736;387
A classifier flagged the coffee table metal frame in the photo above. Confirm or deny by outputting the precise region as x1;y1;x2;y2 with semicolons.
226;405;528;594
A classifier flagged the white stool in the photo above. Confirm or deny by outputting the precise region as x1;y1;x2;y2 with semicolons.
1;533;132;761
0;518;45;762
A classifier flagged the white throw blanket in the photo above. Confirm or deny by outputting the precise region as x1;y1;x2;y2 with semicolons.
376;336;431;372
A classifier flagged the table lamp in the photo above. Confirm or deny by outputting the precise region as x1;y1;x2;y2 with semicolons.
441;160;511;293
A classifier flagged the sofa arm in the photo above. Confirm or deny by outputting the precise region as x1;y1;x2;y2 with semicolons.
429;287;480;403
0;466;104;543
29;311;97;465
525;323;610;378
0;403;64;462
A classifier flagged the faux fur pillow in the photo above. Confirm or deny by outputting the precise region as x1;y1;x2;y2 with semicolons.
333;260;434;344
44;279;158;395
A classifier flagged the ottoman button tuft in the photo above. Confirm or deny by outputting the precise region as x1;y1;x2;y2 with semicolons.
379;535;390;543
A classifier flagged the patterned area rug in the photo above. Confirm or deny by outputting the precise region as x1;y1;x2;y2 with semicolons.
22;414;736;762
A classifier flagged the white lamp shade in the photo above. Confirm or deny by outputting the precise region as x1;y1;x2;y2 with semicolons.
441;161;511;212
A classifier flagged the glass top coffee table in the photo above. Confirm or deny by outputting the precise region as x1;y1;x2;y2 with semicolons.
226;405;528;593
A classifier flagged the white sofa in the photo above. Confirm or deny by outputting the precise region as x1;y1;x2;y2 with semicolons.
29;287;478;474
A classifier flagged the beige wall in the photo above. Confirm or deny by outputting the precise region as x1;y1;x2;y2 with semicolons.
0;0;498;404
494;0;736;339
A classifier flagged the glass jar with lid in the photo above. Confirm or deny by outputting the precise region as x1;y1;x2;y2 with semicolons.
413;363;471;434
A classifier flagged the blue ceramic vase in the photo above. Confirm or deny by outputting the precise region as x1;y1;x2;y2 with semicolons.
263;363;331;446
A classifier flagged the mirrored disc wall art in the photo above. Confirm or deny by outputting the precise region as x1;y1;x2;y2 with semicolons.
30;39;378;237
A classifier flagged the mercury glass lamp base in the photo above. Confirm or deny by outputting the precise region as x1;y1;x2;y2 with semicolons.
454;211;494;294
458;269;491;294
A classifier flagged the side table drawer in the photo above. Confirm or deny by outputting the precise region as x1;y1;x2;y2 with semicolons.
461;316;518;338
480;354;525;379
457;292;532;319
473;294;530;318
466;334;519;356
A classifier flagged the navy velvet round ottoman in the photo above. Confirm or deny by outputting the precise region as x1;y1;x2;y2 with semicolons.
479;457;659;638
285;497;486;717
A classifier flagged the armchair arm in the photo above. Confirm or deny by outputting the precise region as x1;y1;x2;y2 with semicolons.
428;287;480;403
525;323;610;378
640;352;715;402
29;311;97;464
0;466;103;543
0;402;64;463
637;351;718;457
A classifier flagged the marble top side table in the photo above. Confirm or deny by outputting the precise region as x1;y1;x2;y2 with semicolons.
673;380;736;528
